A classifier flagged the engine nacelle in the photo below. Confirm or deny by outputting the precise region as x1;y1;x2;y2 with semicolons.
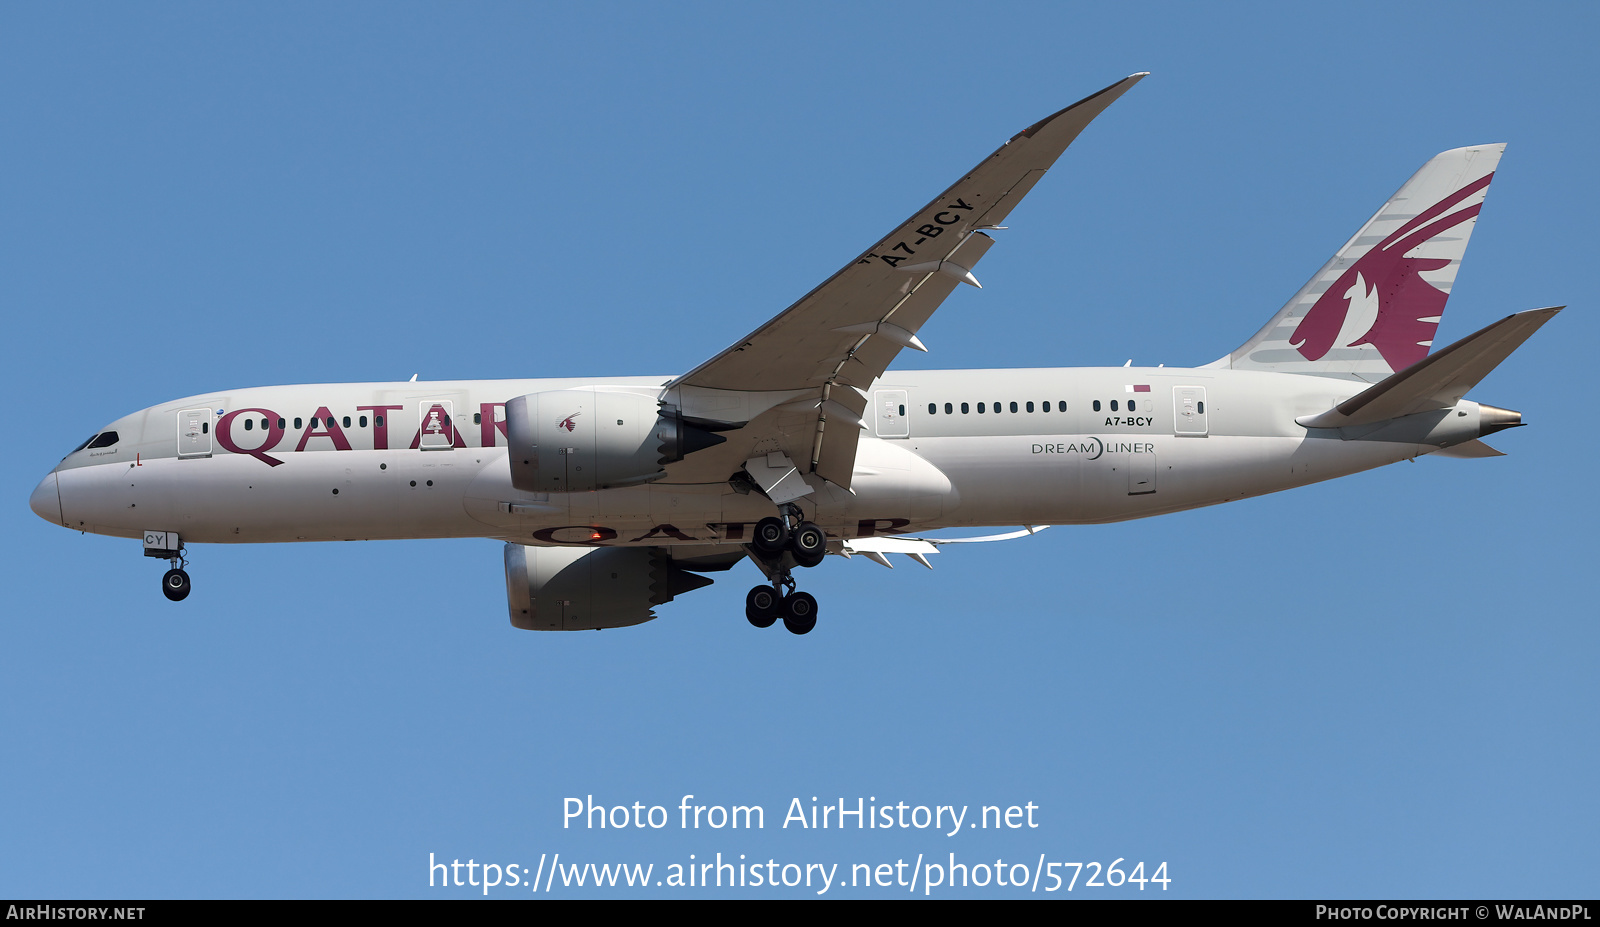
505;389;727;493
503;544;714;631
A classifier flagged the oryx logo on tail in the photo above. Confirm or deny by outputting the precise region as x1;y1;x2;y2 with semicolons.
1290;173;1493;372
1218;144;1502;381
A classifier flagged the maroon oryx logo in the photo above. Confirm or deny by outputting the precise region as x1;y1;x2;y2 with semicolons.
558;413;580;433
1290;173;1492;373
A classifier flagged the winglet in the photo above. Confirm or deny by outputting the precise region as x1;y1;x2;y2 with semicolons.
1014;73;1149;139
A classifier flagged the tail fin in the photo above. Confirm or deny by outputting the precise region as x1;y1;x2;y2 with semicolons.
1212;144;1504;381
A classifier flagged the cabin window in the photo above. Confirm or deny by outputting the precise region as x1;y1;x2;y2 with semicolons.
1041;401;1050;412
360;416;368;427
928;403;936;415
244;419;253;431
342;416;351;428
376;416;385;427
1009;401;1018;413
1093;400;1101;412
294;418;303;429
1111;400;1119;412
944;403;952;414
1058;401;1066;412
977;403;985;413
277;418;285;429
960;403;969;414
1197;401;1205;414
1128;400;1137;412
1026;401;1034;413
202;422;208;434
88;432;119;449
898;404;905;416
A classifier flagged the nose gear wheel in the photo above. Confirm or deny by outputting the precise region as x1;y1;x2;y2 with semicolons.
162;568;191;602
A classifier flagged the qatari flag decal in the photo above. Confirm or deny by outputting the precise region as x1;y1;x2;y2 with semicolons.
1125;384;1151;392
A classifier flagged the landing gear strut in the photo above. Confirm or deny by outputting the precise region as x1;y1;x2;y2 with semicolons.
744;505;825;634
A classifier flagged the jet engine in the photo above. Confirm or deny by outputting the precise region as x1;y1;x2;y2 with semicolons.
503;544;714;631
504;389;728;493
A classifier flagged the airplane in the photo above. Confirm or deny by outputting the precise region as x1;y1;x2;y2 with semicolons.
28;73;1560;636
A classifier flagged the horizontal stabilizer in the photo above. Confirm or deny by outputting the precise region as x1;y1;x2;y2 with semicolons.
1431;439;1505;459
1296;307;1560;429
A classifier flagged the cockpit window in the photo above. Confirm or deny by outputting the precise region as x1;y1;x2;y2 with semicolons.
87;432;119;449
73;435;98;453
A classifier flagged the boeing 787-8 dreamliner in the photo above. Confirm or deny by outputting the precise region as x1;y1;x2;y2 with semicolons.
28;74;1559;635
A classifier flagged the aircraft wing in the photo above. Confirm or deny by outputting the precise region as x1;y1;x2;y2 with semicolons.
667;74;1147;487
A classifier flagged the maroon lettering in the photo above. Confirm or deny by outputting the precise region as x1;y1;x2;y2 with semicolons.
357;405;403;450
629;524;696;543
856;518;911;537
216;408;286;467
480;402;508;448
294;406;353;452
409;403;467;450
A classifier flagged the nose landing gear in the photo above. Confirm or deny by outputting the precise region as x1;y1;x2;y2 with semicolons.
144;530;191;602
744;506;826;635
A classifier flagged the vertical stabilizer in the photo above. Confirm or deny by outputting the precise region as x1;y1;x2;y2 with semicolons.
1212;145;1503;381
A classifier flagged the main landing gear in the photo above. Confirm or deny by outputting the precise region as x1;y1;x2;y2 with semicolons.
744;509;824;635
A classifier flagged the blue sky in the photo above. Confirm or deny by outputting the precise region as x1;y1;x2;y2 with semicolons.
3;3;1595;898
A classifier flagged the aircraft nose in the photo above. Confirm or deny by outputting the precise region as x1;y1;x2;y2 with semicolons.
30;472;62;525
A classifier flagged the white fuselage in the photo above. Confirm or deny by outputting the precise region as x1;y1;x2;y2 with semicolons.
34;365;1452;551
